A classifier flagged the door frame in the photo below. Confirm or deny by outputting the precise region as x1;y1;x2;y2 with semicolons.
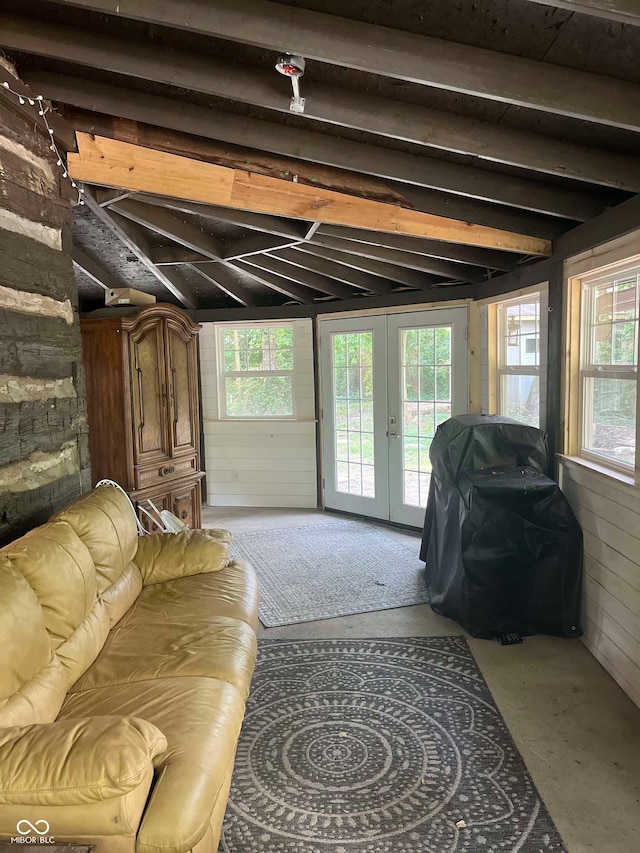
319;314;389;519
319;306;469;525
387;307;469;526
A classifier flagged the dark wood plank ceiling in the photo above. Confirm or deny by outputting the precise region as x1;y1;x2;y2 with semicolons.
2;0;639;311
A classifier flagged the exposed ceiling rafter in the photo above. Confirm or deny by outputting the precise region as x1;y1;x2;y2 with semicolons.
299;243;485;285
110;198;224;260
72;246;119;291
187;263;255;307
81;190;195;307
241;255;361;300
8;16;640;191
16;69;617;221
314;226;519;271
523;0;640;25
40;0;640;130
267;249;397;294
231;261;317;304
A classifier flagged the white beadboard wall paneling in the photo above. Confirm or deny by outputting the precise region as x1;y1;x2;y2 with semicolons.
559;459;640;709
199;319;318;508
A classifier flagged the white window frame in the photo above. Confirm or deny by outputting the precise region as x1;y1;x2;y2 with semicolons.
496;292;542;428
577;264;640;474
215;321;297;420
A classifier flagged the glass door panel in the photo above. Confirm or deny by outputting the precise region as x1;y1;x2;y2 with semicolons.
320;308;467;525
320;316;388;519
332;331;376;498
388;309;468;527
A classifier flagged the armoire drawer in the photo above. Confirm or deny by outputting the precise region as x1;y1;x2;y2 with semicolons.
135;455;199;489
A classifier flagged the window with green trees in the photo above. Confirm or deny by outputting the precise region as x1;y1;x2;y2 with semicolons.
580;267;639;470
497;293;541;428
218;324;295;418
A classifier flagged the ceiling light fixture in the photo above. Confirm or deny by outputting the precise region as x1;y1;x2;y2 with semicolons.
275;54;306;113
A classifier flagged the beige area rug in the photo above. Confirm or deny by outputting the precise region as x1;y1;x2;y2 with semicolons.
228;521;427;627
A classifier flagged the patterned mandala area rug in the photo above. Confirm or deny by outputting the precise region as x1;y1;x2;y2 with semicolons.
228;522;427;627
220;638;566;853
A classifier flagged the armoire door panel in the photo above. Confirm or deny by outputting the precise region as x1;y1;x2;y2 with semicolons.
129;320;171;465
166;320;198;457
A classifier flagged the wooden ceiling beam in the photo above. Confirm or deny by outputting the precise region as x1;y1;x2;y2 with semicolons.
315;225;519;271
187;263;255;307
42;0;640;130
269;249;397;294
94;187;133;206
128;194;308;240
231;262;317;304
223;233;303;261
110;198;224;260
12;22;640;192
522;0;640;25
392;181;568;241
81;189;195;307
72;246;121;291
149;247;208;265
299;243;485;285
242;256;359;300
67;134;552;256
16;68;619;218
64;107;564;239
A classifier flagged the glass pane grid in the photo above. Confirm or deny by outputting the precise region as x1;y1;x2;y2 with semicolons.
333;332;375;498
581;273;639;469
497;295;541;427
501;299;540;368
221;325;295;417
589;277;639;368
223;325;294;373
401;326;452;508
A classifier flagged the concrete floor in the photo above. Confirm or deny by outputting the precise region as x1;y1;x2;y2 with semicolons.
203;506;640;853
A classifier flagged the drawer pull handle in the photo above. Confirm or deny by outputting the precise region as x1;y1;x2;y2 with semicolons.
162;465;175;476
181;510;188;519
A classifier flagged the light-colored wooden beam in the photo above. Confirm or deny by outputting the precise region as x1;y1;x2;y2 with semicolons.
68;134;551;257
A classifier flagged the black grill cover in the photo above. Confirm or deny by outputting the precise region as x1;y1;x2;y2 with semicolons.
420;414;583;639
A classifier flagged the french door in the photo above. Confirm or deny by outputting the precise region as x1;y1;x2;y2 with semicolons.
320;308;468;526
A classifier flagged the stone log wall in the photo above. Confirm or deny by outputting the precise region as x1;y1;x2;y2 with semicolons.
0;64;90;545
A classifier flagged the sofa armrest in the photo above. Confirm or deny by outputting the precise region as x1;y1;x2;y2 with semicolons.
0;715;167;806
135;529;231;586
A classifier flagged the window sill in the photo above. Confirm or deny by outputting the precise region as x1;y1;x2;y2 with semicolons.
557;454;639;492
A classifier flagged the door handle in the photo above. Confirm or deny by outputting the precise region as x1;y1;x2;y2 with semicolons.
387;431;401;439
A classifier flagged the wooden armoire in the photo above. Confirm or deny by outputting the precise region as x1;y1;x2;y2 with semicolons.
80;303;204;530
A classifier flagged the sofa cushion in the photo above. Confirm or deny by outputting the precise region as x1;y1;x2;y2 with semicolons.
135;529;230;586
59;677;246;853
0;556;52;703
128;559;259;630
70;612;257;700
54;485;139;595
3;521;97;648
0;715;167;806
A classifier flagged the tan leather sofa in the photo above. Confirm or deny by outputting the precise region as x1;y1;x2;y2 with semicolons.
0;485;258;853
